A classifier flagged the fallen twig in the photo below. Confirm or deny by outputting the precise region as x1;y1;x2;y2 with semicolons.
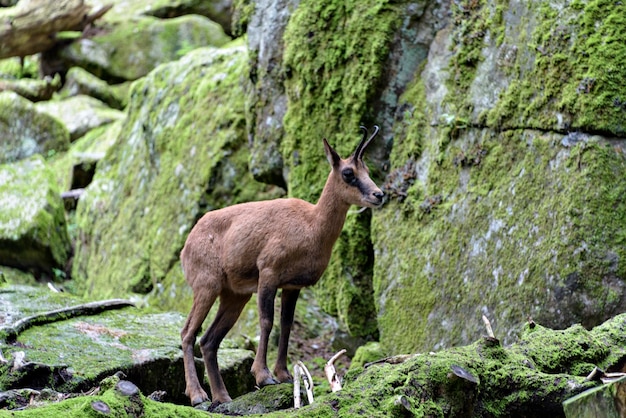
482;315;495;339
324;349;346;392
293;361;314;408
1;299;135;343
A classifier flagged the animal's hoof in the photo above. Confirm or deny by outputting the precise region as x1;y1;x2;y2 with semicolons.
258;376;280;387
280;376;294;384
191;396;207;406
189;391;209;407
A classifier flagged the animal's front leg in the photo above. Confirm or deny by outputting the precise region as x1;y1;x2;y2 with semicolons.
252;283;279;386
274;288;300;383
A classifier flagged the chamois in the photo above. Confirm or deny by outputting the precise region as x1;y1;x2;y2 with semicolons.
180;126;384;405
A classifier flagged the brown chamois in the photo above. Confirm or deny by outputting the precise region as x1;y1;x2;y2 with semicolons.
180;126;384;405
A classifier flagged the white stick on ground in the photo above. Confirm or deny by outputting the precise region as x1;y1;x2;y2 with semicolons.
293;361;314;408
324;349;347;392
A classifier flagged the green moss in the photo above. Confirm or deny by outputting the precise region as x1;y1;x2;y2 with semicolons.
65;15;231;81
0;156;71;275
0;92;70;164
0;56;39;79
0;385;210;418
281;0;403;338
282;0;402;201
390;71;428;167
231;0;255;37
349;342;384;370
445;0;490;118
374;128;626;354
319;210;377;337
487;0;626;134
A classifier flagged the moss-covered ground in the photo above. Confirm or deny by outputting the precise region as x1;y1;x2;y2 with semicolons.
4;314;624;417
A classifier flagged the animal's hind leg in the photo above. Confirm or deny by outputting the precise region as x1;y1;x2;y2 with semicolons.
181;289;217;406
199;289;251;404
274;288;300;383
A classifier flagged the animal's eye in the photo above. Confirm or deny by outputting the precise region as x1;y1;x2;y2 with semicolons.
342;168;357;185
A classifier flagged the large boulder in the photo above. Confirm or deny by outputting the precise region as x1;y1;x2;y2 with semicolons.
371;0;626;353
71;45;282;306
0;91;70;164
58;15;231;82
0;156;71;278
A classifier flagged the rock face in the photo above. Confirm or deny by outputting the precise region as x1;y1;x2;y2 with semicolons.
1;0;625;390
0;157;71;278
369;0;626;354
246;0;299;188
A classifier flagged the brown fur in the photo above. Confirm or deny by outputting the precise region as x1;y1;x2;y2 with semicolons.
180;127;384;405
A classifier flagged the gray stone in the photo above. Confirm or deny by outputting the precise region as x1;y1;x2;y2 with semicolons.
35;95;124;141
0;91;70;164
0;156;71;278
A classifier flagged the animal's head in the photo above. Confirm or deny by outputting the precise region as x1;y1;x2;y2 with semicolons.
323;126;384;208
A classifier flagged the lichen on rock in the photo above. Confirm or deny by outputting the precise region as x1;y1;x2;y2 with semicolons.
372;0;626;355
0;91;70;164
59;15;232;82
0;156;71;278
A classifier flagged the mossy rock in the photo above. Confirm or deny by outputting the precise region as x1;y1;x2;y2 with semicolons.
372;0;626;354
35;95;124;142
0;91;70;164
59;15;231;82
59;67;128;110
49;121;122;193
0;284;255;404
87;0;234;35
0;157;71;279
0;378;214;417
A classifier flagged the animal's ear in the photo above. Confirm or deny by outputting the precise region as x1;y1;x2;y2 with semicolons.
323;138;341;167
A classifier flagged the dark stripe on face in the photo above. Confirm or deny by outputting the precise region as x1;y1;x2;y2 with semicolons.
355;178;370;196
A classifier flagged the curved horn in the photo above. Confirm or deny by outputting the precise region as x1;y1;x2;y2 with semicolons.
354;125;379;161
352;126;368;159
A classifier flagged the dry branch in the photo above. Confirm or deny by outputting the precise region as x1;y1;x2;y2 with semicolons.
0;0;111;59
324;349;346;392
